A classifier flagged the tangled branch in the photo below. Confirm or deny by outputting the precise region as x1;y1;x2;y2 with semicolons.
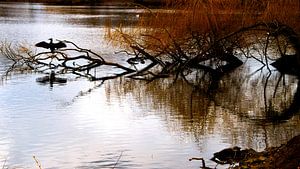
0;40;137;82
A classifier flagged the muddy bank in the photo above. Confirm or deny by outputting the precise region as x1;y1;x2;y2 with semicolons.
199;135;300;168
236;135;300;169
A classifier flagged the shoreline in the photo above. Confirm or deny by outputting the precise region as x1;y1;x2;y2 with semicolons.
0;0;164;7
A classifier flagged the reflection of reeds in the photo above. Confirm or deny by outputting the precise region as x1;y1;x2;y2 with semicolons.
106;75;300;150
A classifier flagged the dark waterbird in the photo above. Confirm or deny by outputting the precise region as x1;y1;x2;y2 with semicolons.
35;38;66;53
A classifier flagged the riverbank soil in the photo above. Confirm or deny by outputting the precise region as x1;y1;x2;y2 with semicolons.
236;135;300;168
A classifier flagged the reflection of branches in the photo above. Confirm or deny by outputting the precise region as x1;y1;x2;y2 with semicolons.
261;70;300;122
278;80;300;121
264;34;271;71
273;74;284;98
263;72;272;114
71;81;104;103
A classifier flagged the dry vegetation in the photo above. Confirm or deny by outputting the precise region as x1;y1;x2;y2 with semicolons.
107;0;300;87
113;0;300;44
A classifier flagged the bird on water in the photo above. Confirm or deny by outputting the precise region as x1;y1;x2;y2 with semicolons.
35;38;66;53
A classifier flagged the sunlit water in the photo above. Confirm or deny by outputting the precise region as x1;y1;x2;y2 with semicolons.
0;2;300;169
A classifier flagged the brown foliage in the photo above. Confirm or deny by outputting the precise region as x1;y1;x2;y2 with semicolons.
109;0;299;50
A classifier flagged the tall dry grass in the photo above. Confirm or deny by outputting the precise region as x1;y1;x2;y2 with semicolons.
108;0;299;52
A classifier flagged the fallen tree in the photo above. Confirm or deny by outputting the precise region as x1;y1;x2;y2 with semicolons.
0;18;299;91
0;20;299;89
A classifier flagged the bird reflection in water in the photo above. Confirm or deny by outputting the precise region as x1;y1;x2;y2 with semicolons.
36;71;67;86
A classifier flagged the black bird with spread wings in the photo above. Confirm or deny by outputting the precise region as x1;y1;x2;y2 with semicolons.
35;38;66;53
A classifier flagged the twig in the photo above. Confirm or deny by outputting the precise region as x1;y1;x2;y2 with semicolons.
33;156;42;169
1;157;6;169
264;33;271;72
112;151;123;169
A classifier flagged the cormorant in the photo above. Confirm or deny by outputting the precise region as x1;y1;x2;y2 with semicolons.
35;38;66;53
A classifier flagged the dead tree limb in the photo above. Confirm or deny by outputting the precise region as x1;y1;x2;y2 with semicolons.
0;40;137;81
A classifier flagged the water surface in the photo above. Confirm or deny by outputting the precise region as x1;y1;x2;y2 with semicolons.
0;2;300;169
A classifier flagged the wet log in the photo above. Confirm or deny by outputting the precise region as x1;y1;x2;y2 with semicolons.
270;54;299;76
211;146;246;164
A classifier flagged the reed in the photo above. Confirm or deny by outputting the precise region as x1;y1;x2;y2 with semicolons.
108;0;299;52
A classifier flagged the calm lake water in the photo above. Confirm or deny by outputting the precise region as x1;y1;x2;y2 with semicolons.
0;2;300;169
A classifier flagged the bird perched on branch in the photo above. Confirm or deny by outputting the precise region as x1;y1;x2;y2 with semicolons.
35;38;66;53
